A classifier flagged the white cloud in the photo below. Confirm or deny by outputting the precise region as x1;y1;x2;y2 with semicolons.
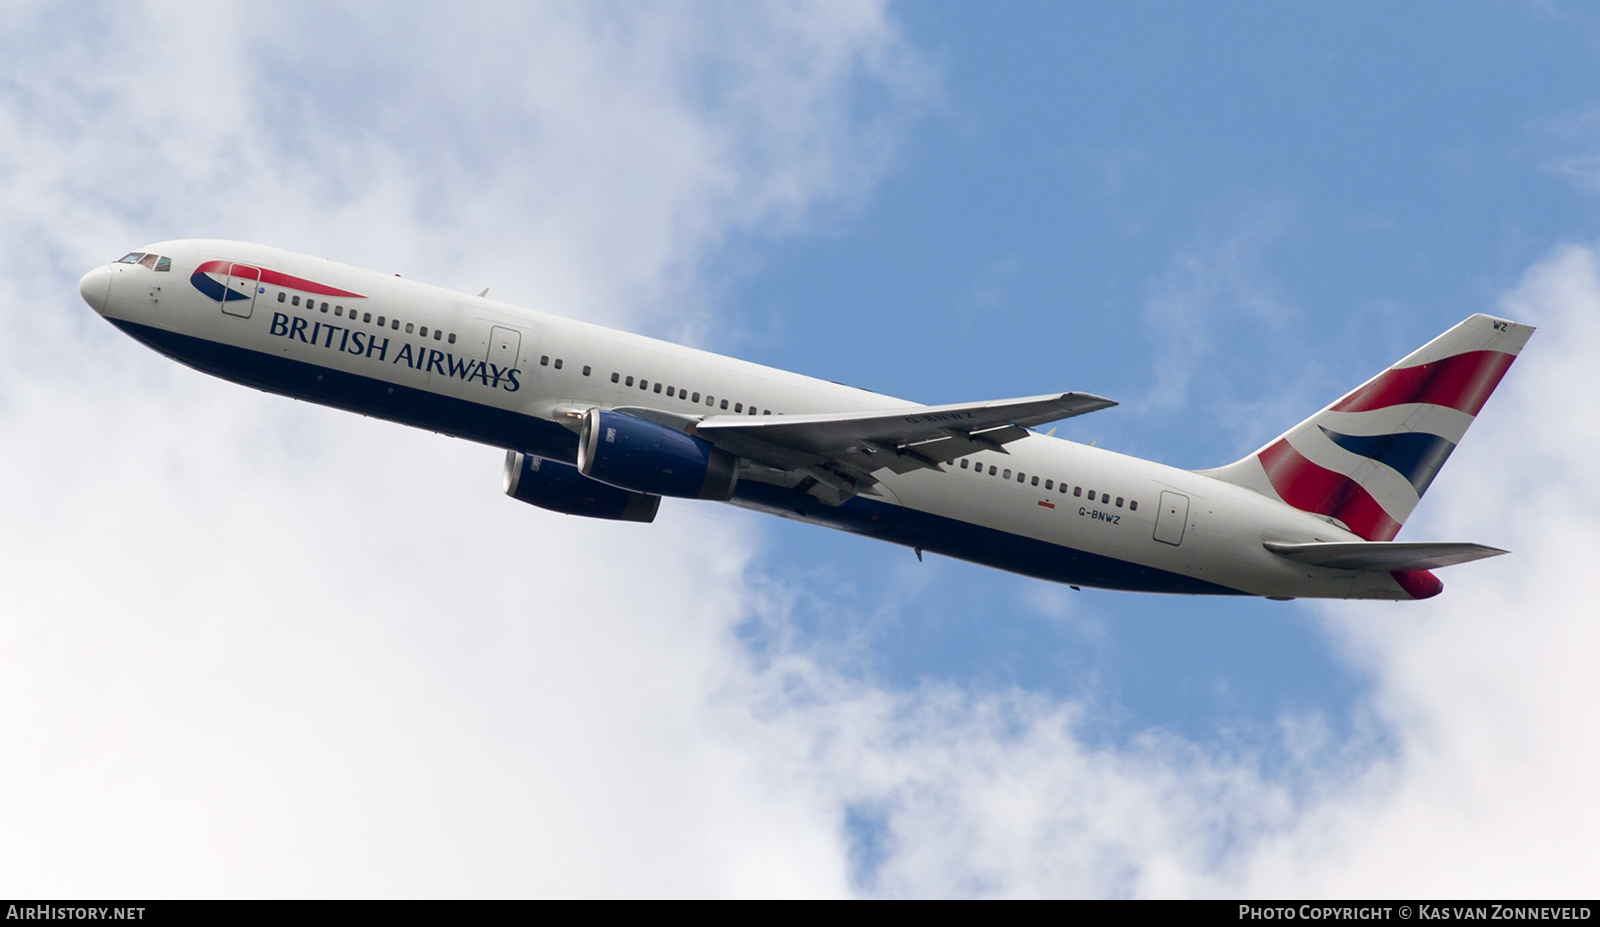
1245;245;1600;896
3;0;1597;899
0;0;918;897
721;243;1600;899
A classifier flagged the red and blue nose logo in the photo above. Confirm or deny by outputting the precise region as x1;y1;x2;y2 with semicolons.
189;260;258;303
189;259;365;303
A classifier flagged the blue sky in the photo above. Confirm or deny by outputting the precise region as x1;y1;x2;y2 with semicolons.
723;1;1600;748
2;0;1598;898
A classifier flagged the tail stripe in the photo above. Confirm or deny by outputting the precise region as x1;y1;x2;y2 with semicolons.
1208;314;1532;546
1258;439;1403;541
1330;350;1516;416
1317;426;1457;496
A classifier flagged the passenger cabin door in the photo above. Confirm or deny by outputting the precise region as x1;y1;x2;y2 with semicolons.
1153;491;1189;546
222;264;259;319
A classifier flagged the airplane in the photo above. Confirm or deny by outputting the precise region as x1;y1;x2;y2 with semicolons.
78;240;1534;600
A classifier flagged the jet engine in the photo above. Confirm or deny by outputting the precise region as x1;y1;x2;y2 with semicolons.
503;451;660;522
577;409;738;501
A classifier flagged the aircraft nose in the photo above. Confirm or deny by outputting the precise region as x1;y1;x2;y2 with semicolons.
78;264;112;314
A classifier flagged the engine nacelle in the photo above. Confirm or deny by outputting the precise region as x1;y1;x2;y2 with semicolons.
577;409;738;501
503;451;660;522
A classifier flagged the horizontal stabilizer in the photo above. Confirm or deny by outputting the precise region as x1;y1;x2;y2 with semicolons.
1263;541;1509;571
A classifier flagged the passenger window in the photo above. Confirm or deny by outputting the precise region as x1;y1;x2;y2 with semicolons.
734;403;742;412
321;302;329;313
749;408;757;415
611;373;620;383
448;333;456;344
692;392;700;402
335;306;343;316
154;256;171;272
434;330;442;340
1116;497;1124;507
1059;483;1067;494
666;386;675;397
1088;490;1096;501
540;356;549;366
1032;476;1040;486
625;376;634;386
989;465;997;475
1129;500;1138;511
960;459;969;469
554;359;563;370
653;382;661;393
419;326;427;336
405;323;413;333
1074;486;1082;497
582;366;591;376
763;409;771;415
293;296;302;307
137;253;158;269
277;292;286;303
1045;479;1053;489
720;399;728;410
391;319;399;330
364;313;372;323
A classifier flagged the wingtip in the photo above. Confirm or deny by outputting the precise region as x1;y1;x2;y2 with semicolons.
1064;391;1118;408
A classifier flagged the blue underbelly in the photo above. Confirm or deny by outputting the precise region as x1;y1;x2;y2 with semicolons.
112;318;1244;595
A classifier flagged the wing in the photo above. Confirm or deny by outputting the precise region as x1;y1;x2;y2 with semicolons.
690;392;1116;504
1263;541;1509;571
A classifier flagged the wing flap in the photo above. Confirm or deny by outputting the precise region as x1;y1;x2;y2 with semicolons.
1264;541;1509;571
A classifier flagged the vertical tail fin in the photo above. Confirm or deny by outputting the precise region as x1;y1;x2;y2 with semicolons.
1205;314;1535;540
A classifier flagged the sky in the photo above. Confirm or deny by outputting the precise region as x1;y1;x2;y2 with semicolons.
1;0;1598;898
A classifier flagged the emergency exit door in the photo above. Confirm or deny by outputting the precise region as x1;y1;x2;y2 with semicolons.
488;325;522;370
1153;491;1189;546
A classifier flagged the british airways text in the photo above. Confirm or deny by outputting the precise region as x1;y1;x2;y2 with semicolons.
269;311;521;392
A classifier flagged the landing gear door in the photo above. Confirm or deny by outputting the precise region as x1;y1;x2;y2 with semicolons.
223;264;260;319
1153;491;1189;546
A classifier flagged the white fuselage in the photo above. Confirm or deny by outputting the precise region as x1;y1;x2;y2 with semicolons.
80;239;1407;599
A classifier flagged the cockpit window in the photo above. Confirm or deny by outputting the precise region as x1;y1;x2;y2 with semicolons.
117;252;171;270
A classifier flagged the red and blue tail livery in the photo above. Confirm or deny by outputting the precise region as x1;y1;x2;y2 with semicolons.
1209;314;1533;597
82;240;1531;602
1214;314;1531;541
